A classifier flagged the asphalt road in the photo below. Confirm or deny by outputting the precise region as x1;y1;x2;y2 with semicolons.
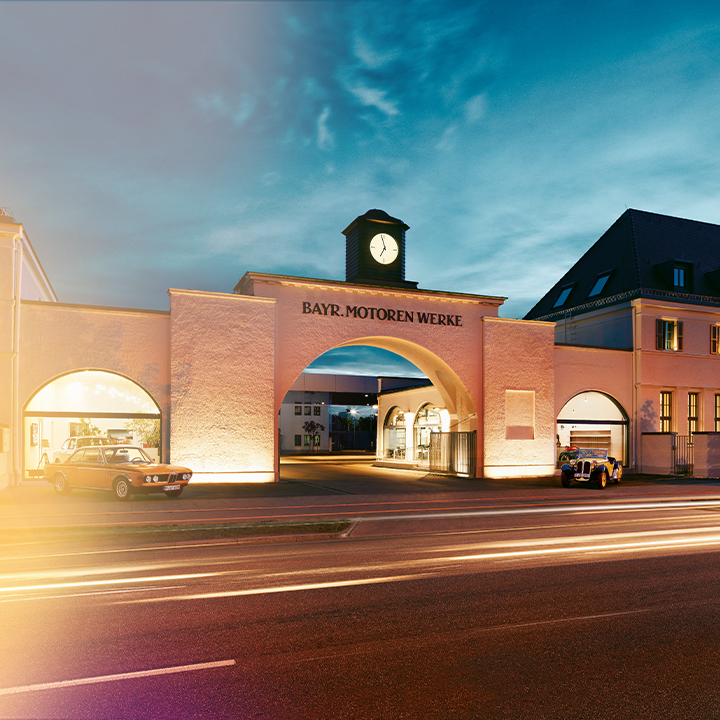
2;496;720;719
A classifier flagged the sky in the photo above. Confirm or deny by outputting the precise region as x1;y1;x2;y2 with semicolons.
4;0;720;376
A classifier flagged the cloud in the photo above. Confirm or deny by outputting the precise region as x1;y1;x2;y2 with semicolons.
317;106;334;150
342;77;400;117
464;93;487;123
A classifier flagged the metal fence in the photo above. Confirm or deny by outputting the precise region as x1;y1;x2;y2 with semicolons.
673;435;694;475
429;431;477;477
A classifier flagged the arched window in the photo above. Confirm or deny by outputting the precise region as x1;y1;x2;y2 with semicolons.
24;370;161;479
413;404;442;462
383;407;407;459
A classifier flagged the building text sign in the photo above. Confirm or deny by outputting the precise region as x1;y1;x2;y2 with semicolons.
302;301;463;327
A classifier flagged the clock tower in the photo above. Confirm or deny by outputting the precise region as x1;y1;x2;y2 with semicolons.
343;209;418;289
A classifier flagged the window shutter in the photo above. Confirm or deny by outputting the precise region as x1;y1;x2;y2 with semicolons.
656;319;663;350
677;321;683;351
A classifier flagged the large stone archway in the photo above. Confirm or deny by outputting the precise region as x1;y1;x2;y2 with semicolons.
169;273;556;481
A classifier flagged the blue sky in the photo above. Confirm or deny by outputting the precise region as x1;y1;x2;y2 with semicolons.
3;0;720;376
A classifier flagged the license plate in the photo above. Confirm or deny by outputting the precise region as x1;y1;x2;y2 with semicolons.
164;484;179;492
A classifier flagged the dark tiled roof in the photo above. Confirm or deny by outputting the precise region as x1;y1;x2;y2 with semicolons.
524;209;720;320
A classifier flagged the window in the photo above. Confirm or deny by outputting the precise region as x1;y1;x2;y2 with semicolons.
588;272;611;298
294;434;301;447
688;392;699;437
656;319;683;351
294;405;301;415
304;435;311;446
711;326;720;354
552;284;574;308
313;404;321;416
660;391;673;432
674;266;685;288
304;405;311;415
715;395;720;432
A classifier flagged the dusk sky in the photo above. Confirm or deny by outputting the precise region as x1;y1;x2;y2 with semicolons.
4;0;720;376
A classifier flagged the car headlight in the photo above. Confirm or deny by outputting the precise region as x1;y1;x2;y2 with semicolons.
144;475;151;483
591;461;597;468
182;473;191;481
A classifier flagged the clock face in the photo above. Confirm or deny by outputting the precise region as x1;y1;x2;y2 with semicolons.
369;233;399;265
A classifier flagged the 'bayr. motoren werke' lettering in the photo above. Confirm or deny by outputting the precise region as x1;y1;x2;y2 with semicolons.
302;302;462;327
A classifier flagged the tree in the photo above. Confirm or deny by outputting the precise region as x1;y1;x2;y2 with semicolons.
124;418;161;448
302;420;325;453
78;418;101;436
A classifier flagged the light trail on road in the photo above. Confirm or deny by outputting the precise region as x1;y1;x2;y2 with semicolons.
0;660;236;697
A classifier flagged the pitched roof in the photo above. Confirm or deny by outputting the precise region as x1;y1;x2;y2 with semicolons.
524;209;720;321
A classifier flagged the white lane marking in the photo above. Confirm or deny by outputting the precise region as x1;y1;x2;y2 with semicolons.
0;660;236;696
121;573;429;604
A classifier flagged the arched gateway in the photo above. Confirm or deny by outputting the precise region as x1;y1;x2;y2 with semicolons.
168;210;557;481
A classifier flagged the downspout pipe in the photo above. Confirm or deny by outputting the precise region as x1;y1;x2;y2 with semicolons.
12;235;22;486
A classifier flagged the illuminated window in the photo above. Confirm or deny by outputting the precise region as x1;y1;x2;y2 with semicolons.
304;405;311;416
688;392;699;437
588;272;611;298
313;404;321;416
715;395;720;432
294;405;301;416
303;435;311;446
656;319;683;351
552;284;574;308
711;326;720;354
660;391;673;432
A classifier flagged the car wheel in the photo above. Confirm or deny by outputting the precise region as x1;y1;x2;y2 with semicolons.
53;473;71;495
164;488;183;498
597;469;607;489
114;478;134;501
561;470;573;488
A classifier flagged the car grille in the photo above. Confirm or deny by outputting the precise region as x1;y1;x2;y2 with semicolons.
578;461;592;477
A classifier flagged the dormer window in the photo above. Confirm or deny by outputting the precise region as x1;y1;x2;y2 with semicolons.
552;284;574;308
588;271;612;298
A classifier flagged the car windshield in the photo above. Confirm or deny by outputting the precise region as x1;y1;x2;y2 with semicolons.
103;446;153;464
577;448;608;459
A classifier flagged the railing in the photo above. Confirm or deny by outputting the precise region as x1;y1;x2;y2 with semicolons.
429;431;477;477
673;435;694;475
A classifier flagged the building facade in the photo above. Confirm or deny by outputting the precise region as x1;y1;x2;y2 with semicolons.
3;206;720;490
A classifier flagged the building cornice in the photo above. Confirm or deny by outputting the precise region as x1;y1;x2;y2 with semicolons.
235;271;505;307
531;287;720;322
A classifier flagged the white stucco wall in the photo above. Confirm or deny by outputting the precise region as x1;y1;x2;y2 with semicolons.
15;301;170;483
169;289;277;481
482;317;556;477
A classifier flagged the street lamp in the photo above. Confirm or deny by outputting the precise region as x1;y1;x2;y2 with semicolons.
350;408;357;450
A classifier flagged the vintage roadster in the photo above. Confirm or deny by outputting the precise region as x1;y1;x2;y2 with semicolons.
560;448;622;489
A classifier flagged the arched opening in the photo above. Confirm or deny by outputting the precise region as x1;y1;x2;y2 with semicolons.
556;391;628;466
276;336;477;476
278;346;424;456
23;370;161;479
